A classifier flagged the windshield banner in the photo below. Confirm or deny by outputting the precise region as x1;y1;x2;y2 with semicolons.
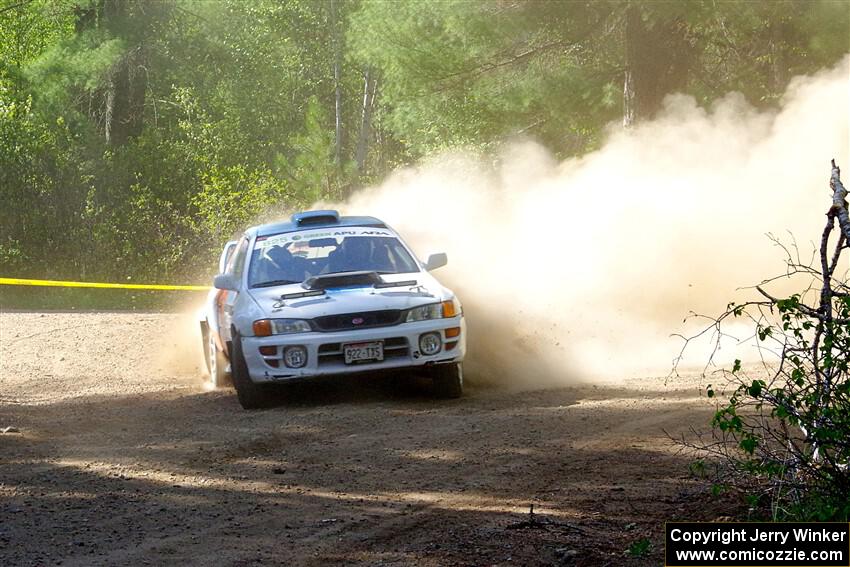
255;227;395;249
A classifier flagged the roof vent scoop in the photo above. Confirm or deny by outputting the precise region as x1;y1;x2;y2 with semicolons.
291;210;340;226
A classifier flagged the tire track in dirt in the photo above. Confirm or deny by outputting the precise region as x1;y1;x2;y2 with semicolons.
1;312;725;566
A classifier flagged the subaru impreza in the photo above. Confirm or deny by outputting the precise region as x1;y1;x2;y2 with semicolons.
205;210;466;409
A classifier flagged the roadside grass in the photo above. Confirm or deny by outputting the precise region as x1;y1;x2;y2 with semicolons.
0;286;204;312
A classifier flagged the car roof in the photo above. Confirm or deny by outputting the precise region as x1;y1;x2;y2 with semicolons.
247;210;389;238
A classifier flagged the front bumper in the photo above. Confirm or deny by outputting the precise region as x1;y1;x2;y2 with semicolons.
241;316;466;383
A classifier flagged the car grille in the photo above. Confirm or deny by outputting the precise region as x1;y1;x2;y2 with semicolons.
312;310;402;332
317;337;409;366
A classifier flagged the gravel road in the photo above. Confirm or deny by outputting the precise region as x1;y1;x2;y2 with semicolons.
0;312;724;566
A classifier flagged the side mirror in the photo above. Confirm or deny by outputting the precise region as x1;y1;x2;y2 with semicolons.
213;273;239;291
423;252;448;271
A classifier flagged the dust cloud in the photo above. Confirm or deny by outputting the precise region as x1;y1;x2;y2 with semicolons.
334;56;849;385
158;297;209;381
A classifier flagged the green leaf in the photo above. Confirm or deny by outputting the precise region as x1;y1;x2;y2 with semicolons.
747;380;764;397
740;436;758;454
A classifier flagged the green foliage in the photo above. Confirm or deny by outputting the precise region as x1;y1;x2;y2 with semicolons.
699;270;850;521
284;96;349;203
0;0;847;288
698;0;850;105
626;538;652;558
26;34;125;112
193;165;292;246
0;0;365;283
0;237;26;270
0;285;194;312
349;0;848;158
349;0;621;157
0;0;74;89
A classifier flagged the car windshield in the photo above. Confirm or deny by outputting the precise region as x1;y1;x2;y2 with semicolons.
248;229;420;288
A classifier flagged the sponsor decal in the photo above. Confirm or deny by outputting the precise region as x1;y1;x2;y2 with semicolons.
256;227;394;249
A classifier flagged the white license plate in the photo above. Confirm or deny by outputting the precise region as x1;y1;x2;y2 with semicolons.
343;341;384;364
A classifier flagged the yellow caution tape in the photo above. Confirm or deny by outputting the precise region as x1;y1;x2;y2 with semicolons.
0;277;210;291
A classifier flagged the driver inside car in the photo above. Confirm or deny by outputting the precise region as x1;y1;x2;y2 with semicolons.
328;237;373;273
263;245;305;283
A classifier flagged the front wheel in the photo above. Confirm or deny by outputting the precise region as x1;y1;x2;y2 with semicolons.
432;363;463;399
231;332;270;409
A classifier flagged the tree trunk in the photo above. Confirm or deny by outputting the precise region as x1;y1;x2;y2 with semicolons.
622;5;638;128
622;69;636;128
105;1;146;146
75;0;147;146
104;46;146;147
768;21;786;95
354;67;378;174
623;4;693;127
830;160;850;243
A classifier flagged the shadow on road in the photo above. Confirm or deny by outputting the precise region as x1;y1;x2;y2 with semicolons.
1;379;729;566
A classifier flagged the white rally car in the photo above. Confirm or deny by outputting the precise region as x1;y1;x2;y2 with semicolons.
203;210;466;409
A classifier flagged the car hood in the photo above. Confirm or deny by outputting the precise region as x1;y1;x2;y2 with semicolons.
247;272;448;320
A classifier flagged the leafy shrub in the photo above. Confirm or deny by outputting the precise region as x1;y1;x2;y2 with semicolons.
679;163;850;521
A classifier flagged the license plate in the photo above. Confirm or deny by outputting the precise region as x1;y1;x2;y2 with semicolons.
343;341;384;364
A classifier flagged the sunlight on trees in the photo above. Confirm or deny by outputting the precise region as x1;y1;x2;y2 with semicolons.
0;0;847;282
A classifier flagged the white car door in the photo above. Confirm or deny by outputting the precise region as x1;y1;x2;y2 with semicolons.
219;235;249;343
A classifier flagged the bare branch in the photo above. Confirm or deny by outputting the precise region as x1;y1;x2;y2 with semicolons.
0;0;33;15
830;160;850;243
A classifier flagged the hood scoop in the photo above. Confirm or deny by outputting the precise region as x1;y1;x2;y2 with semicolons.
303;271;382;290
302;271;419;292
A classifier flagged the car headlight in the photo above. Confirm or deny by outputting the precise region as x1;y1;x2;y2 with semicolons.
405;303;443;322
405;299;461;322
252;318;312;337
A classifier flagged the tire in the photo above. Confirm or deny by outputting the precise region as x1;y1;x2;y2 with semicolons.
205;325;231;388
432;363;463;399
231;331;270;409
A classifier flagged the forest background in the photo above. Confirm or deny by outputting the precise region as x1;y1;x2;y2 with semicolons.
1;0;848;285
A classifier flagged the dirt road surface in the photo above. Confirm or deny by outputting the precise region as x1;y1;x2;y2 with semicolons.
1;312;727;566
